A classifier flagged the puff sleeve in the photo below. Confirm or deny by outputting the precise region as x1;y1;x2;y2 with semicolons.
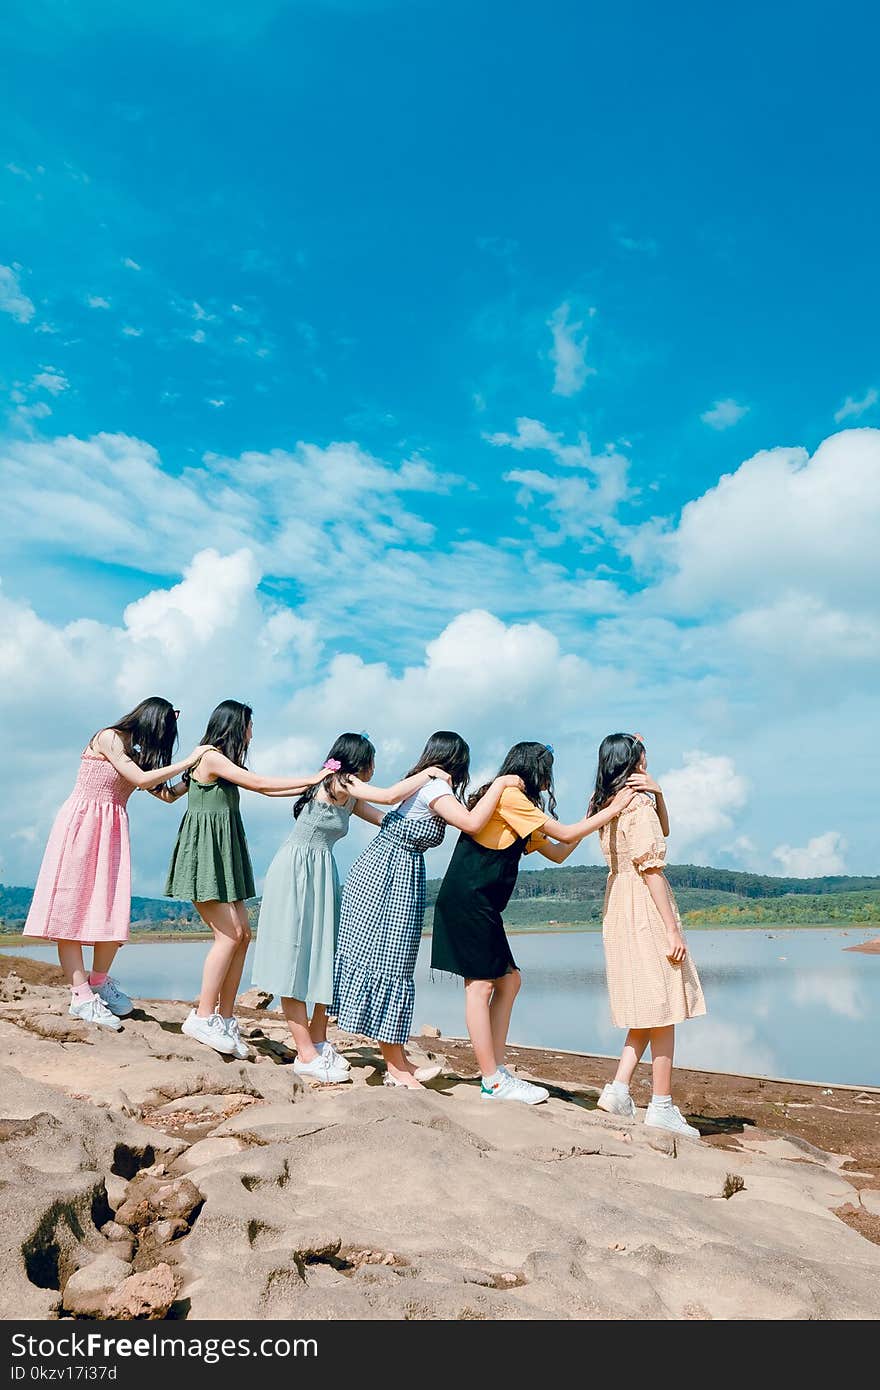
627;798;667;872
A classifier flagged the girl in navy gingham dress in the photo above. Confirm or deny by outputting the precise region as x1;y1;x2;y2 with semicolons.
333;731;522;1090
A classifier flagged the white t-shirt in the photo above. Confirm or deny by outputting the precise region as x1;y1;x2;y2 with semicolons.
397;778;454;821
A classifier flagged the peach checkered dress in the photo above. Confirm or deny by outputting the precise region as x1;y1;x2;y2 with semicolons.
598;794;706;1029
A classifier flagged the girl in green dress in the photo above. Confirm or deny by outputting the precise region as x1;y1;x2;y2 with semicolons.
165;699;323;1057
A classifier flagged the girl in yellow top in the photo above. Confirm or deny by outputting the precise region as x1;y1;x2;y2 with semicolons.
431;741;635;1105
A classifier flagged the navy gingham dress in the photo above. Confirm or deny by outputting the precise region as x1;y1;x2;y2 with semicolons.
333;809;446;1044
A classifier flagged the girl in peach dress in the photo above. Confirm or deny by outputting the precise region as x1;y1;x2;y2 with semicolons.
24;698;205;1031
591;733;706;1140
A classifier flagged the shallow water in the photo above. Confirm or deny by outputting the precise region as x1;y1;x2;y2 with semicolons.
5;929;878;1086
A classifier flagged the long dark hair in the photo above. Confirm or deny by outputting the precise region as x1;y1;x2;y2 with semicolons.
293;732;376;819
405;731;470;799
198;700;253;771
588;732;645;813
94;697;179;772
468;741;557;818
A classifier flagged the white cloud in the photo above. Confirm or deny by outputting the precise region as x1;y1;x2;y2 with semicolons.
487;417;630;538
642;431;880;645
206;398;225;408
190;329;206;343
547;301;594;397
31;368;69;396
87;295;111;309
617;234;658;255
700;398;749;430
658;750;749;853
834;387;877;424
0;264;35;323
122;325;142;337
122;257;141;271
772;831;846;878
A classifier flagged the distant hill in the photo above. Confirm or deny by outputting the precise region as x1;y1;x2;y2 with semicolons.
4;865;880;934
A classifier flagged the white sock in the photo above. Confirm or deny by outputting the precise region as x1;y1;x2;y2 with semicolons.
651;1094;673;1108
610;1080;630;1097
482;1069;504;1087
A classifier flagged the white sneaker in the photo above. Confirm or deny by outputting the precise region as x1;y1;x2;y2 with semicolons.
645;1102;701;1141
221;1016;250;1060
181;1009;237;1055
481;1073;549;1105
317;1040;350;1071
69;994;122;1032
94;976;133;1017
294;1053;351;1084
596;1083;637;1119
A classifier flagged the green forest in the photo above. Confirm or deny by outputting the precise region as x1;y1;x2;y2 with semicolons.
3;865;880;935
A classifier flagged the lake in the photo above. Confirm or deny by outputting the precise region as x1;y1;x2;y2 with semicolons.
5;929;878;1087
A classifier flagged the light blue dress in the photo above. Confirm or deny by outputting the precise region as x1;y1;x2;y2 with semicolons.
251;796;355;1004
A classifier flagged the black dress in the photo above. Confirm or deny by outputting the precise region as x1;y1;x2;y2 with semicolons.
431;831;527;980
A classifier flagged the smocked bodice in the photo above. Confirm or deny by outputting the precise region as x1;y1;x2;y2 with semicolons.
184;776;242;814
70;755;134;808
287;796;354;851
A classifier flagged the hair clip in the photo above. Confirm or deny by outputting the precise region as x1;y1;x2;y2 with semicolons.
544;743;554;754
631;732;644;743
359;731;371;741
323;758;342;772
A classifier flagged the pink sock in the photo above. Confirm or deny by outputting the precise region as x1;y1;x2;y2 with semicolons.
71;983;94;1003
89;971;109;987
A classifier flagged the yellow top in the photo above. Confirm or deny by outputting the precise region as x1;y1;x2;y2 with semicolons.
470;786;549;852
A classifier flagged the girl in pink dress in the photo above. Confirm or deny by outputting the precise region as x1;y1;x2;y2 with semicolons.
24;697;206;1031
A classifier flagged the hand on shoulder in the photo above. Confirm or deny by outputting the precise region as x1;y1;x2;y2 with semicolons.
626;772;662;796
496;774;525;792
424;766;453;784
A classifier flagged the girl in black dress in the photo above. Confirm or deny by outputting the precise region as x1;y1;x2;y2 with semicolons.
431;742;635;1105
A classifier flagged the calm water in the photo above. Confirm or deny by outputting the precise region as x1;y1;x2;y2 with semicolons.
5;930;878;1087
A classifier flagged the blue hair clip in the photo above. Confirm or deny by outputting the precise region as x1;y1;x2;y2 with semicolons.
359;730;371;741
544;743;554;754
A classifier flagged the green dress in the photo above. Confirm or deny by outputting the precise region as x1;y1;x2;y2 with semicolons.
165;772;256;903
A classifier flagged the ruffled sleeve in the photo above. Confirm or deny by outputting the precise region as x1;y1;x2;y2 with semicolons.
627;798;667;872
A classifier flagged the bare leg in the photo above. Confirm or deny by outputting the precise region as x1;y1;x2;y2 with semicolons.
309;1002;329;1046
649;1025;675;1096
91;942;120;976
57;942;87;989
379;1041;423;1089
464;978;497;1076
194;901;250;1018
280;997;320;1062
613;1028;651;1086
217;903;252;1018
488;969;521;1066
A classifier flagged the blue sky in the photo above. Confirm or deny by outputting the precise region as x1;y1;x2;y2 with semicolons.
2;1;878;891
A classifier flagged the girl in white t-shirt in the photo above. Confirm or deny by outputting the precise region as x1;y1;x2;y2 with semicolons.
332;731;520;1088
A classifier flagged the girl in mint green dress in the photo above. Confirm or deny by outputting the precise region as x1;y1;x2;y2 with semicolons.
165;699;322;1059
251;732;452;1085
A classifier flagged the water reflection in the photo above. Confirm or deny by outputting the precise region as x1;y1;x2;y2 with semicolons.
3;929;877;1086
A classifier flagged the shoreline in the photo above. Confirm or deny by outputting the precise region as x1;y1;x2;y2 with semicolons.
5;921;879;949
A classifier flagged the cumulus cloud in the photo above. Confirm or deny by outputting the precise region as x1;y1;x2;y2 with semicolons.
658;751;749;854
0;264;35;323
772;831;846;878
700;398;749;430
834;388;877;424
641;431;880;645
87;295;111;309
547;302;594;397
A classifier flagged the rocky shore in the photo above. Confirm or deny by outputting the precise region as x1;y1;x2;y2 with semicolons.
1;955;878;1321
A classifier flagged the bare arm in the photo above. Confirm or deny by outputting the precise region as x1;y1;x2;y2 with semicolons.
432;776;520;835
541;786;637;845
352;801;385;828
147;779;189;804
92;730;205;791
531;834;580;864
195;748;325;794
643;868;686;962
627;773;669;835
344;767;446;807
